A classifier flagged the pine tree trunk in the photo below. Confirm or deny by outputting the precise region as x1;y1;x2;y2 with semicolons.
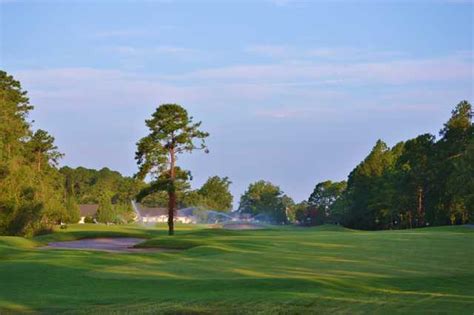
168;190;176;235
417;187;424;227
168;146;176;236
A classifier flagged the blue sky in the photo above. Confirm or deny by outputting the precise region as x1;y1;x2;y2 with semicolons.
1;0;472;206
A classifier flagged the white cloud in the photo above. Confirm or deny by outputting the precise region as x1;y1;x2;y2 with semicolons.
178;53;472;85
94;30;148;38
245;45;407;61
255;106;338;119
244;45;290;58
12;51;472;118
14;68;292;110
106;45;198;57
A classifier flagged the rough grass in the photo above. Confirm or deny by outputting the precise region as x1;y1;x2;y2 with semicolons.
0;224;473;314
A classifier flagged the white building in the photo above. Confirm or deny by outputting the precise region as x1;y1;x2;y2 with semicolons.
134;203;196;224
77;202;197;224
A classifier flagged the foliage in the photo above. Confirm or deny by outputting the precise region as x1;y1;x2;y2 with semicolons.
1;69;471;234
27;129;63;172
61;166;144;205
84;216;95;224
135;104;209;235
135;104;209;180
0;70;67;235
325;100;473;230
180;190;207;208
140;190;169;207
141;176;234;212
64;195;80;224
96;192;115;224
197;176;233;211
307;180;346;224
60;166;142;224
113;202;136;224
238;180;292;224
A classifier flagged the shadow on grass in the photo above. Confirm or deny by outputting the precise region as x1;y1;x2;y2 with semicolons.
1;225;473;314
1;258;472;314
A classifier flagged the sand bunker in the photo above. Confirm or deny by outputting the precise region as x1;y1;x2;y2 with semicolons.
41;237;163;253
222;223;265;230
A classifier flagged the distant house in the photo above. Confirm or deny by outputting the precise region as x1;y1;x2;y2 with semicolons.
178;207;196;223
134;203;196;224
135;204;168;223
78;202;197;224
78;204;99;224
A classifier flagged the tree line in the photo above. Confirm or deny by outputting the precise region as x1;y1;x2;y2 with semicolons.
138;175;233;212
135;100;471;232
337;101;473;230
0;71;150;234
1;70;68;236
249;101;472;230
1;70;472;236
0;71;234;235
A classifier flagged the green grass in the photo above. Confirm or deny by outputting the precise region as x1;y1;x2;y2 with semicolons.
0;224;473;314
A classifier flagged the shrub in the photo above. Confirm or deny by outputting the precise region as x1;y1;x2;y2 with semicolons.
84;216;95;224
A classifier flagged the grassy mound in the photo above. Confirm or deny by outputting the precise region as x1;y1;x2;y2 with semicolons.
134;238;202;250
307;224;353;231
0;224;472;314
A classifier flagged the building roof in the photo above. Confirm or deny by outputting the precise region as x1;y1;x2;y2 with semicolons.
135;203;168;217
79;204;99;217
178;207;197;217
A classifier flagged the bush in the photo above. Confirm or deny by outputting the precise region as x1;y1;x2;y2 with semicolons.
84;216;95;224
33;225;54;236
4;192;44;236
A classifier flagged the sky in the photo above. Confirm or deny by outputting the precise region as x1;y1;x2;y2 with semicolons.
1;0;473;207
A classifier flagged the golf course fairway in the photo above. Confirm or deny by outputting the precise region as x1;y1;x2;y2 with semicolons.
0;224;473;314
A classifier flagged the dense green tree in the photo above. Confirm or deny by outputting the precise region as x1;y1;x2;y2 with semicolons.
344;140;396;229
28;129;63;172
434;100;473;224
96;192;115;224
238;180;291;224
449;140;474;221
0;70;33;161
138;171;221;212
293;201;316;225
308;180;346;223
0;71;34;232
329;194;350;225
61;166;143;205
65;195;80;223
329;100;473;230
139;175;234;212
140;190;170;208
198;176;233;211
0;71;66;235
180;190;206;208
135;104;209;235
395;134;435;227
113;203;136;224
2;188;44;236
